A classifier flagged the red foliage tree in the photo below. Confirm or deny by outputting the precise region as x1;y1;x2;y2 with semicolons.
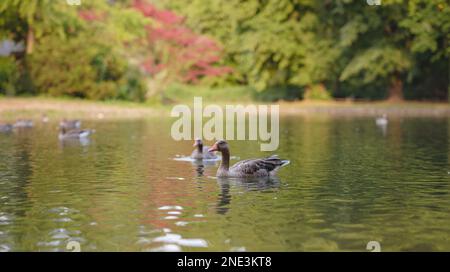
133;0;231;85
78;10;106;22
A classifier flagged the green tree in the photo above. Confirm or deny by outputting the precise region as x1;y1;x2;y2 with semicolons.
0;0;80;54
26;1;148;101
335;0;448;100
164;0;338;95
165;0;449;101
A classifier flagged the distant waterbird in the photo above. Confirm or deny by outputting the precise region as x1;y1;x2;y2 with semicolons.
58;127;94;140
0;123;13;133
375;114;388;126
42;114;49;123
191;138;218;160
13;119;33;128
60;119;81;129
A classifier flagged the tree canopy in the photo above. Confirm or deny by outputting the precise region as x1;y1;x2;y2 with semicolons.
0;0;448;101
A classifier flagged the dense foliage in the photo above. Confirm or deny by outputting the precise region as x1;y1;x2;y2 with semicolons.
133;0;232;99
164;0;449;101
0;0;448;101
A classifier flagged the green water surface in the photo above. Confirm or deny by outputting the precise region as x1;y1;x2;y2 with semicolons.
0;116;449;251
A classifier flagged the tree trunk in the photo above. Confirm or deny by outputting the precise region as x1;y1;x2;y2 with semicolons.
26;27;34;54
387;75;403;102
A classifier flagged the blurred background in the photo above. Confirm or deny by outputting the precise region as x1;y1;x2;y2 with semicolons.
0;0;448;104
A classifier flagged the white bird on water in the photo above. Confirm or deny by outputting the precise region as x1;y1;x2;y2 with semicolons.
42;114;49;123
375;114;388;126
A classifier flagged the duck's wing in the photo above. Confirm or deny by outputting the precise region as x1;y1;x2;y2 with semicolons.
230;155;289;175
64;129;92;137
65;129;81;135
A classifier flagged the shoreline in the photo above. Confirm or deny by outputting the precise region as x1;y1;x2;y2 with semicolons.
0;97;449;121
278;101;450;117
0;97;164;120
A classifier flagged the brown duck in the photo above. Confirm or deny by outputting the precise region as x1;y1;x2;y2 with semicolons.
60;119;81;129
208;140;290;178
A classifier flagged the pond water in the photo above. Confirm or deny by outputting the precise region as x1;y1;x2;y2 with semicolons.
0;116;449;251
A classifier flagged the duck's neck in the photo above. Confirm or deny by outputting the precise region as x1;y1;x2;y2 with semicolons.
220;148;230;171
197;143;203;153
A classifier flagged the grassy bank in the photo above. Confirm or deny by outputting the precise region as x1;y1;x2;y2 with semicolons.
0;97;166;120
0;96;449;122
279;100;450;117
164;84;254;103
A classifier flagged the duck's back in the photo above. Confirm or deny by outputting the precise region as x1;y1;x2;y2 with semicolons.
228;155;289;177
191;146;217;160
202;146;217;160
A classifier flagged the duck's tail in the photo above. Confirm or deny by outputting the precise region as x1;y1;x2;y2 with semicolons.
266;155;290;176
268;155;290;168
280;160;290;167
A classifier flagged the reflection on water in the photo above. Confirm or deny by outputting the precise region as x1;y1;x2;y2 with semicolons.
0;117;449;251
59;137;91;148
215;177;280;215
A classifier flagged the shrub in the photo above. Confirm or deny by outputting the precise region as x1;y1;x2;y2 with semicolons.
253;85;304;102
28;33;146;101
0;56;19;96
303;84;332;101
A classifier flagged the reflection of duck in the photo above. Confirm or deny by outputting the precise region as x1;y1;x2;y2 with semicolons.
216;180;231;215
218;176;281;191
216;176;280;215
208;140;290;178
59;136;91;147
0;124;13;133
375;114;388;126
194;163;205;177
59;127;94;140
190;153;220;177
191;138;217;160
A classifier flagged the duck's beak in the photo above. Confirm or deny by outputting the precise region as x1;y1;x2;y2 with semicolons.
208;144;218;152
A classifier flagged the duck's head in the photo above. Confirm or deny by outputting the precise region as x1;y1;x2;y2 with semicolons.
59;119;66;127
208;140;228;152
193;138;203;147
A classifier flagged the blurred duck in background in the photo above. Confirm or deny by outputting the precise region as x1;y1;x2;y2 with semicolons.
13;119;34;128
0;123;13;133
60;119;81;129
375;114;388;126
41;114;49;123
191;138;217;160
58;127;94;140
